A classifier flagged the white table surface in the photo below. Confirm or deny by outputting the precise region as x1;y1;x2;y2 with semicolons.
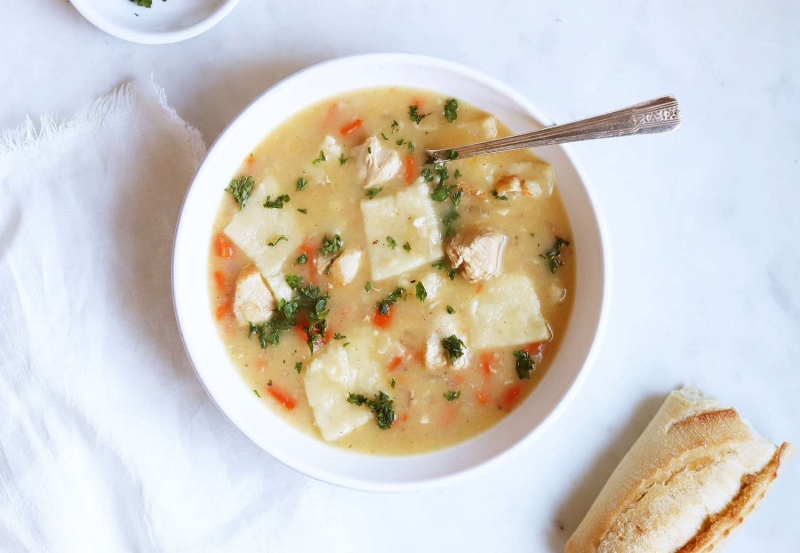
2;2;799;551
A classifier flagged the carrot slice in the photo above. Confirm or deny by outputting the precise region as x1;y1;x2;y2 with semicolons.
372;309;393;328
323;102;340;127
216;234;235;258
404;155;418;184
480;352;498;378
476;282;484;294
500;384;523;410
213;271;227;294
267;386;297;410
525;342;545;356
387;354;406;372
339;119;363;135
215;301;233;321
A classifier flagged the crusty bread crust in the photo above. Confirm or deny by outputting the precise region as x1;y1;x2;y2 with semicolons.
565;387;792;553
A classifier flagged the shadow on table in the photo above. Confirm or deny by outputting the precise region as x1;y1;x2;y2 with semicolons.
546;393;665;552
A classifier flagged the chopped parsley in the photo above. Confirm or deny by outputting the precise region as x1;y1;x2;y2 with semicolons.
409;105;431;124
430;163;456;202
530;232;536;238
381;132;389;141
454;169;462;179
451;188;463;208
365;281;372;292
540;236;571;273
264;194;290;208
442;335;466;362
391;120;399;133
267;235;287;247
407;141;415;152
422;166;435;182
296;253;308;265
448;150;459;160
386;236;397;249
249;276;330;352
403;242;412;252
253;389;261;397
297;208;308;214
443;390;461;401
492;190;509;201
267;380;272;386
415;281;427;301
367;147;372;154
338;152;348;165
294;362;303;374
347;391;395;429
432;259;457;280
296;177;307;191
446;305;456;314
225;175;255;209
391;378;396;389
377;287;405;315
319;234;343;256
312;150;326;164
513;350;536;379
333;333;346;340
442;210;461;236
366;187;383;199
285;274;304;288
129;0;153;8
444;98;459;123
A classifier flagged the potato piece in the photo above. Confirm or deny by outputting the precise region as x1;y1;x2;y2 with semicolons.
466;273;550;349
224;177;300;276
360;182;444;281
232;266;275;326
328;249;362;287
446;228;507;282
303;331;393;441
264;274;293;302
354;136;402;188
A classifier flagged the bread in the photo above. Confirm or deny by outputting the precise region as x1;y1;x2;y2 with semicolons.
565;386;792;552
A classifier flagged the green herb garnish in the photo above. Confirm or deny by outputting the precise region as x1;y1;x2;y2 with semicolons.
267;235;288;247
365;281;372;292
253;389;261;397
391;378;396;389
442;335;466;362
492;190;509;201
446;305;456;314
443;390;461;401
333;333;346;340
539;236;571;273
296;177;307;191
338;152;348;166
295;362;303;374
319;234;343;256
391;120;399;133
403;242;412;252
444;98;458;123
442;210;460;236
415;281;427;301
377;287;405;315
386;236;397;249
297;208;308;214
264;194;290;208
513;350;536;379
312;150;326;164
285;274;304;288
348;391;395;429
296;253;308;265
409;105;431;124
366;187;383;199
225;175;255;209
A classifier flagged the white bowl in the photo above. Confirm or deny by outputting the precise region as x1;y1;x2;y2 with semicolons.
71;0;239;45
173;54;611;492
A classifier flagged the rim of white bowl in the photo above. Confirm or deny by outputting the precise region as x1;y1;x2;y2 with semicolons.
70;0;240;45
172;53;612;492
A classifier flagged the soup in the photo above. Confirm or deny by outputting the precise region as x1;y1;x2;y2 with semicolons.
208;87;575;455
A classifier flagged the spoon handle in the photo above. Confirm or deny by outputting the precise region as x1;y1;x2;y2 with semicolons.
427;95;681;162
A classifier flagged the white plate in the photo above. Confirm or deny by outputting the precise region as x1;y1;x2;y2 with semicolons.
172;54;611;492
71;0;239;44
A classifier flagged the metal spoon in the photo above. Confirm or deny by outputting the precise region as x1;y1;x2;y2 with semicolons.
426;95;681;162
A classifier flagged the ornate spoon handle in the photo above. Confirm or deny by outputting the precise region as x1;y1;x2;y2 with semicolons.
427;95;681;162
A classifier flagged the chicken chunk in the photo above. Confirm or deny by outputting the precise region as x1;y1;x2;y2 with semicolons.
232;265;275;326
446;228;507;282
493;161;555;198
424;317;470;371
327;249;362;287
355;136;402;188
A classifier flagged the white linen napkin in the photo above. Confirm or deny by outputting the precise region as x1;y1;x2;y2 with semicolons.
0;83;328;552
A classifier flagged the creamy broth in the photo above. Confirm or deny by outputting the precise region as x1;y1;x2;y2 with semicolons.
208;87;575;455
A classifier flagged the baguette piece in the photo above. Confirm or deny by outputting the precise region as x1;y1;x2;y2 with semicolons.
566;386;792;553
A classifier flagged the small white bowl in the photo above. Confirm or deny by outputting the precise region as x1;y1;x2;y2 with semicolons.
71;0;239;45
173;54;611;492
